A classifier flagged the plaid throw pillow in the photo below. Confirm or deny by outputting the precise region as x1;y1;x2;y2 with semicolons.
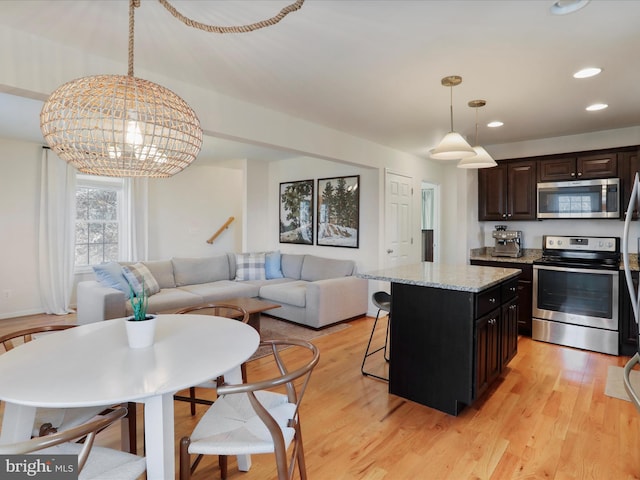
234;253;266;281
123;263;161;297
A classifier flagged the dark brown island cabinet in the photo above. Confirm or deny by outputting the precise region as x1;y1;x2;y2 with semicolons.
359;264;520;416
470;260;532;337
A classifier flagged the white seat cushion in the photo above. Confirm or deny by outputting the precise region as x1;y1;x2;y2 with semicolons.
35;442;146;480
259;281;308;308
189;391;296;456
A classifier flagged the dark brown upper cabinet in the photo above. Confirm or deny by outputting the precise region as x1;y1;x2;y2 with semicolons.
620;148;640;220
478;160;537;221
538;152;618;182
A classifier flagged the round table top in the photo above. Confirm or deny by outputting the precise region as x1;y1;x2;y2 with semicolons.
0;314;259;408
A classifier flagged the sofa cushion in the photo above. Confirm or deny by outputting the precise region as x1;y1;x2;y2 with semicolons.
93;262;130;293
172;256;231;286
142;260;176;289
281;254;305;280
259;281;308;308
265;251;284;279
235;253;266;281
300;255;355;281
122;263;161;297
179;281;260;302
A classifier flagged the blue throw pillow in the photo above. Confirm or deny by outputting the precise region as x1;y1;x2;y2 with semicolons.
265;251;284;279
92;262;130;293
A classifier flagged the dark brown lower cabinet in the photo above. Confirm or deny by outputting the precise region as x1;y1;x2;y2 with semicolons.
470;259;532;336
620;271;639;356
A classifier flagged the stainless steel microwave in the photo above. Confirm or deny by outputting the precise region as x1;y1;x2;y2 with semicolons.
537;178;620;219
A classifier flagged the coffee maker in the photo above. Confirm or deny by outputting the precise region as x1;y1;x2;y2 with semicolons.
491;225;523;258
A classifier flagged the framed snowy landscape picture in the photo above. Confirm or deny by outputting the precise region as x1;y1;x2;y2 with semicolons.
317;175;360;248
279;179;314;245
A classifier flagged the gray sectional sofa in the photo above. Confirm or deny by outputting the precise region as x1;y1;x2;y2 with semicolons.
77;252;368;329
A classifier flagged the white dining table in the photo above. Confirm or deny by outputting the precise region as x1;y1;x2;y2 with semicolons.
0;314;260;480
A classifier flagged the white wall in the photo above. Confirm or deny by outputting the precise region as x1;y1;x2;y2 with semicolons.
147;161;243;259
0;138;42;319
243;159;270;253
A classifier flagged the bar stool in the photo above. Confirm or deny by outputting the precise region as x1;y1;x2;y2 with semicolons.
361;291;391;381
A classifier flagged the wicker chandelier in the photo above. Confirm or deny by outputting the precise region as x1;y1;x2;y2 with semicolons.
40;0;304;177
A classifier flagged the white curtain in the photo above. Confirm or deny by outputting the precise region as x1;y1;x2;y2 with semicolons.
122;177;149;261
38;148;76;315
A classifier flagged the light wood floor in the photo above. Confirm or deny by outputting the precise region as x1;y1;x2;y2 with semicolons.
1;313;639;479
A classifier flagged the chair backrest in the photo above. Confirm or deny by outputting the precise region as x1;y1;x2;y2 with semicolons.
216;338;319;479
0;325;74;353
217;338;319;395
0;407;128;472
175;304;249;323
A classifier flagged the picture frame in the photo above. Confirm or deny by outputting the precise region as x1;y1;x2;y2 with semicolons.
316;175;360;248
279;179;314;245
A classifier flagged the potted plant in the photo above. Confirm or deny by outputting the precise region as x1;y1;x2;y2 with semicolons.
125;280;157;348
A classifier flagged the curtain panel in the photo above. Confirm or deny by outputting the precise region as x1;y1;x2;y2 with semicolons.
38;148;76;315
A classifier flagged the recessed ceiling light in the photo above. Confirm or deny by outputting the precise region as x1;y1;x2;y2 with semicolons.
487;121;504;128
550;0;590;15
586;103;608;111
573;67;602;79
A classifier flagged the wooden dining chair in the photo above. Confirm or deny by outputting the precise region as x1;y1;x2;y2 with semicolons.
174;304;251;415
0;406;146;480
179;338;320;480
0;325;138;453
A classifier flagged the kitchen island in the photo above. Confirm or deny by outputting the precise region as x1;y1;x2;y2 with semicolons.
359;263;521;416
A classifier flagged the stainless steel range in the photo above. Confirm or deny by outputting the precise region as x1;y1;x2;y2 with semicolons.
532;235;620;355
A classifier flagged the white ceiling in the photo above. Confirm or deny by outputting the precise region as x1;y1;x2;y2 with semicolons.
0;0;639;163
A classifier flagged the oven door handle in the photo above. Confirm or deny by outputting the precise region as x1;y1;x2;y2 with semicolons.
533;264;619;276
624;353;640;413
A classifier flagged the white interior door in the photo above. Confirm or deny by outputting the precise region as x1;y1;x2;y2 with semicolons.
384;171;412;268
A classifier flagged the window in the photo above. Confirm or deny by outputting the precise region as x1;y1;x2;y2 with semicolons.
75;175;125;268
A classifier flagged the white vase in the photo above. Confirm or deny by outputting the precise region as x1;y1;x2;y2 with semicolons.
125;315;157;348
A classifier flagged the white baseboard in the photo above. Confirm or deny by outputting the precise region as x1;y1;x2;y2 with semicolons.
0;308;46;320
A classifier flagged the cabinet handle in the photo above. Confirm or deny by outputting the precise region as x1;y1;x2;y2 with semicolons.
571;172;576;177
489;297;496;303
510;286;516;292
577;172;582;177
510;304;517;310
502;213;507;218
507;213;512;217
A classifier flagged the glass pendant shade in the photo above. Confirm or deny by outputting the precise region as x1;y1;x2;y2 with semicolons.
430;132;476;160
457;146;497;169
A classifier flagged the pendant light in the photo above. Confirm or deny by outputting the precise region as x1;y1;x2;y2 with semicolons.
40;0;304;178
458;100;497;169
40;0;202;178
430;75;476;160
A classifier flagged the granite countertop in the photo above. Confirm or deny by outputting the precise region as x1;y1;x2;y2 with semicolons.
469;247;640;271
469;247;542;264
357;262;521;293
